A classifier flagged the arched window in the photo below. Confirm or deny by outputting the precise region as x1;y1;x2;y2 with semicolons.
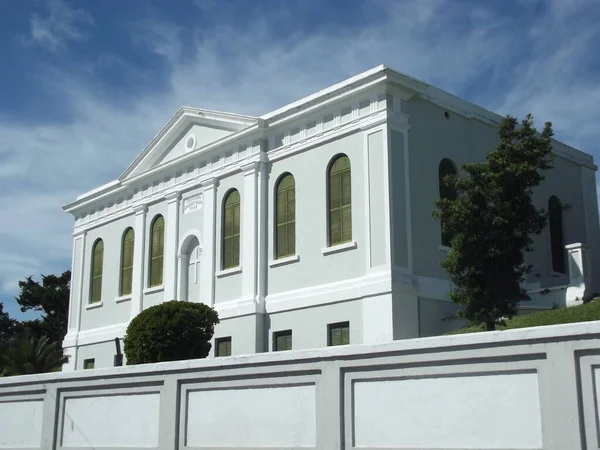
549;196;566;273
328;154;352;246
438;158;458;247
90;239;104;304
120;228;135;296
275;174;296;258
222;189;241;269
149;215;165;287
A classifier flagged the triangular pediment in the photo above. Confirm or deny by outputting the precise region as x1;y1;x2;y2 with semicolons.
120;107;258;180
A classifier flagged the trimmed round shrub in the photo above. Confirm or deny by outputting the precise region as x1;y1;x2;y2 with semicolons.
124;300;219;365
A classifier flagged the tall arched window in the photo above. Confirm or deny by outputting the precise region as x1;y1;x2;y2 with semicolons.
275;174;296;258
549;196;566;273
438;158;458;247
149;215;164;287
222;189;241;269
328;154;352;246
90;239;104;304
120;228;135;296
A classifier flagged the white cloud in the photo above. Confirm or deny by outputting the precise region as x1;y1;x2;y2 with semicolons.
28;0;94;51
1;0;599;316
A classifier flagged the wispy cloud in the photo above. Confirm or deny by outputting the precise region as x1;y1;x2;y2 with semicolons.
1;0;599;318
27;0;94;51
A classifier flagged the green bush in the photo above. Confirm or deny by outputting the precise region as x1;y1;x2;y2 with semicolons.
124;300;219;364
449;299;600;334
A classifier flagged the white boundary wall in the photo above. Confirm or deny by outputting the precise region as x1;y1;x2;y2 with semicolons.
2;321;600;450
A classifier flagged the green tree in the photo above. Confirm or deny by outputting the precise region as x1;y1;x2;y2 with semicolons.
15;271;71;343
124;300;219;365
433;114;560;330
0;302;16;344
1;335;69;376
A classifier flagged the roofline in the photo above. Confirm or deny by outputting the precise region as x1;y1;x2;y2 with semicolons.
117;106;259;181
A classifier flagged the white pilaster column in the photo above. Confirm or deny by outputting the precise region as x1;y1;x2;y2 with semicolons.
63;230;86;371
177;253;189;301
164;191;181;301
200;178;218;306
256;156;269;304
566;243;590;306
241;160;261;303
130;204;147;319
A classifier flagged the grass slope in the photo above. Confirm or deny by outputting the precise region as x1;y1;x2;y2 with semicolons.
449;299;600;334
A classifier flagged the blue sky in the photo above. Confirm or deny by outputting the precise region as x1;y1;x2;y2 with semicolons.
1;0;599;320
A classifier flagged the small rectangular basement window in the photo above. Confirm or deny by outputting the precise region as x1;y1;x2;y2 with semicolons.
83;358;95;370
273;330;292;351
215;337;232;357
328;322;350;346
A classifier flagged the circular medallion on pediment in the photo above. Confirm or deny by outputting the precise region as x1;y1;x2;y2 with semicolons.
185;134;197;151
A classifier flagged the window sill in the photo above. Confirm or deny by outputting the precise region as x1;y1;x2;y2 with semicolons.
86;302;103;310
438;245;450;252
216;266;242;278
321;240;357;255
144;285;164;295
115;295;131;303
269;254;300;268
549;270;566;278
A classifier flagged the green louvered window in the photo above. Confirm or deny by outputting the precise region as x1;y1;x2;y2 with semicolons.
120;228;135;296
275;174;296;259
438;158;458;247
215;337;232;357
90;239;104;304
273;330;292;351
328;155;352;246
222;190;241;269
328;321;350;346
149;215;164;287
549;196;566;273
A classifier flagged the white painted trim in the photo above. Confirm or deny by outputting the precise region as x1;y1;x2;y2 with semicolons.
143;285;164;295
438;245;450;252
215;266;243;278
549;270;567;278
85;302;103;310
403;130;413;272
266;270;390;313
115;295;131;303
363;128;372;268
380;124;392;266
269;254;300;268
321;240;358;255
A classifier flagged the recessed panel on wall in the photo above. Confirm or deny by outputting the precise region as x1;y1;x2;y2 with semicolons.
60;392;160;448
0;399;44;449
352;371;543;449
184;384;317;448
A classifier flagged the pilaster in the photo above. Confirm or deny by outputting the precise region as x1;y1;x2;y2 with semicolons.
201;178;218;306
177;253;190;301
241;159;263;303
164;191;181;301
566;243;590;306
130;204;147;318
63;229;86;371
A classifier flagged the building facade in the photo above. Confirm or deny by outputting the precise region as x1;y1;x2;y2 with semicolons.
62;65;600;370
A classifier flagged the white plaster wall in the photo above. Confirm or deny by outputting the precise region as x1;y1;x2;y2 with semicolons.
61;392;160;447
79;214;136;331
4;321;600;450
211;314;264;355
185;384;316;447
75;339;122;370
352;371;542;449
405;98;590;288
266;298;362;351
267;132;368;295
418;296;463;337
0;399;43;448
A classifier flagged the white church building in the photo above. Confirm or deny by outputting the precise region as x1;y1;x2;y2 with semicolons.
62;65;600;370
